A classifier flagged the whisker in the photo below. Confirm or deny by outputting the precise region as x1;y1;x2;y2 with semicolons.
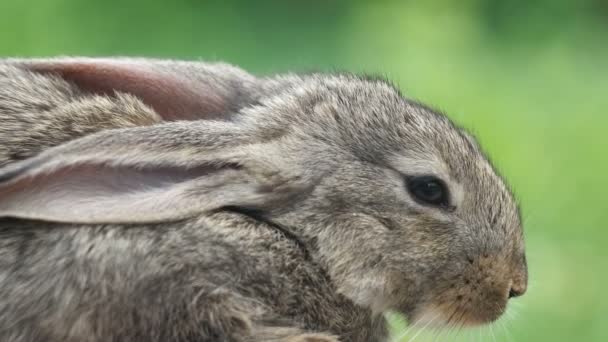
440;302;462;342
445;303;461;326
427;306;456;342
503;308;524;342
504;307;518;322
499;319;515;342
391;325;411;342
431;326;443;342
489;323;497;342
447;306;468;341
467;328;478;342
392;311;440;342
392;315;417;341
456;310;469;333
407;314;441;342
505;302;522;324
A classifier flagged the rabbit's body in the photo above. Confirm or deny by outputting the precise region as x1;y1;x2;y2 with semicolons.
0;58;527;342
0;65;162;167
1;212;382;341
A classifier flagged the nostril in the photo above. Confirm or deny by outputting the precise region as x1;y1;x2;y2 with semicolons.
508;274;528;298
508;286;525;298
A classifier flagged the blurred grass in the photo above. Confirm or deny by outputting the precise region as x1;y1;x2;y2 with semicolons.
1;0;606;340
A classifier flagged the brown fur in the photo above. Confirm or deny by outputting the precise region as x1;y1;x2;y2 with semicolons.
0;58;527;341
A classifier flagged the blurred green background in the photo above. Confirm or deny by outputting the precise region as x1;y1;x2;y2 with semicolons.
1;0;606;340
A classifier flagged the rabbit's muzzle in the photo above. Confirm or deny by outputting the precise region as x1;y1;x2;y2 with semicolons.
418;251;528;327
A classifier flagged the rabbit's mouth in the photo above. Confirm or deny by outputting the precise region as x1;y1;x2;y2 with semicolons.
405;262;512;329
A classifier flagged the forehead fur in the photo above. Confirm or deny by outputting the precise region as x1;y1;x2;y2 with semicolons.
256;73;522;236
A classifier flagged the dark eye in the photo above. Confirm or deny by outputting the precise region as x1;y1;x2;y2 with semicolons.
406;176;450;207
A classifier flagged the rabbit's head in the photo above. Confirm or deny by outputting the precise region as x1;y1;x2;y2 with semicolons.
0;59;526;327
245;75;528;326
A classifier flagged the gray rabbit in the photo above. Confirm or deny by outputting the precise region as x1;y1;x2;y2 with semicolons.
0;58;527;342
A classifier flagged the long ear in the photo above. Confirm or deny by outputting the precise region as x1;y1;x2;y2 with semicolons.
4;57;260;121
0;121;307;224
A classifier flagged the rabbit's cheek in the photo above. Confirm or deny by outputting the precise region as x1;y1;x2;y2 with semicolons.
334;269;392;314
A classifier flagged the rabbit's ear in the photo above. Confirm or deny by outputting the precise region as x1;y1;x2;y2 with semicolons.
0;121;306;224
8;58;258;121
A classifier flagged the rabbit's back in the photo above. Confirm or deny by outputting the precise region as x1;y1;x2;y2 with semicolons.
0;215;274;341
0;65;161;167
0;212;381;342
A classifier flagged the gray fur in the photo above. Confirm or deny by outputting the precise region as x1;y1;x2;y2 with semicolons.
0;58;527;341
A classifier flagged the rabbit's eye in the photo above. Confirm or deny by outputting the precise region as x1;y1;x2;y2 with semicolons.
406;176;450;207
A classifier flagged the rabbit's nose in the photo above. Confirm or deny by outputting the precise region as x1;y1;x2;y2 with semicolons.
508;283;526;298
508;253;528;298
508;270;527;298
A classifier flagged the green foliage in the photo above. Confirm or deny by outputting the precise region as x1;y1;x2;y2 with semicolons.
1;0;606;340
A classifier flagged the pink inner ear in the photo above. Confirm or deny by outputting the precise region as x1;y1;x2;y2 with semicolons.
0;162;218;223
27;61;228;121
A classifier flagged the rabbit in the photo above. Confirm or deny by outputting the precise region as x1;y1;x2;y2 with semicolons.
0;58;528;342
